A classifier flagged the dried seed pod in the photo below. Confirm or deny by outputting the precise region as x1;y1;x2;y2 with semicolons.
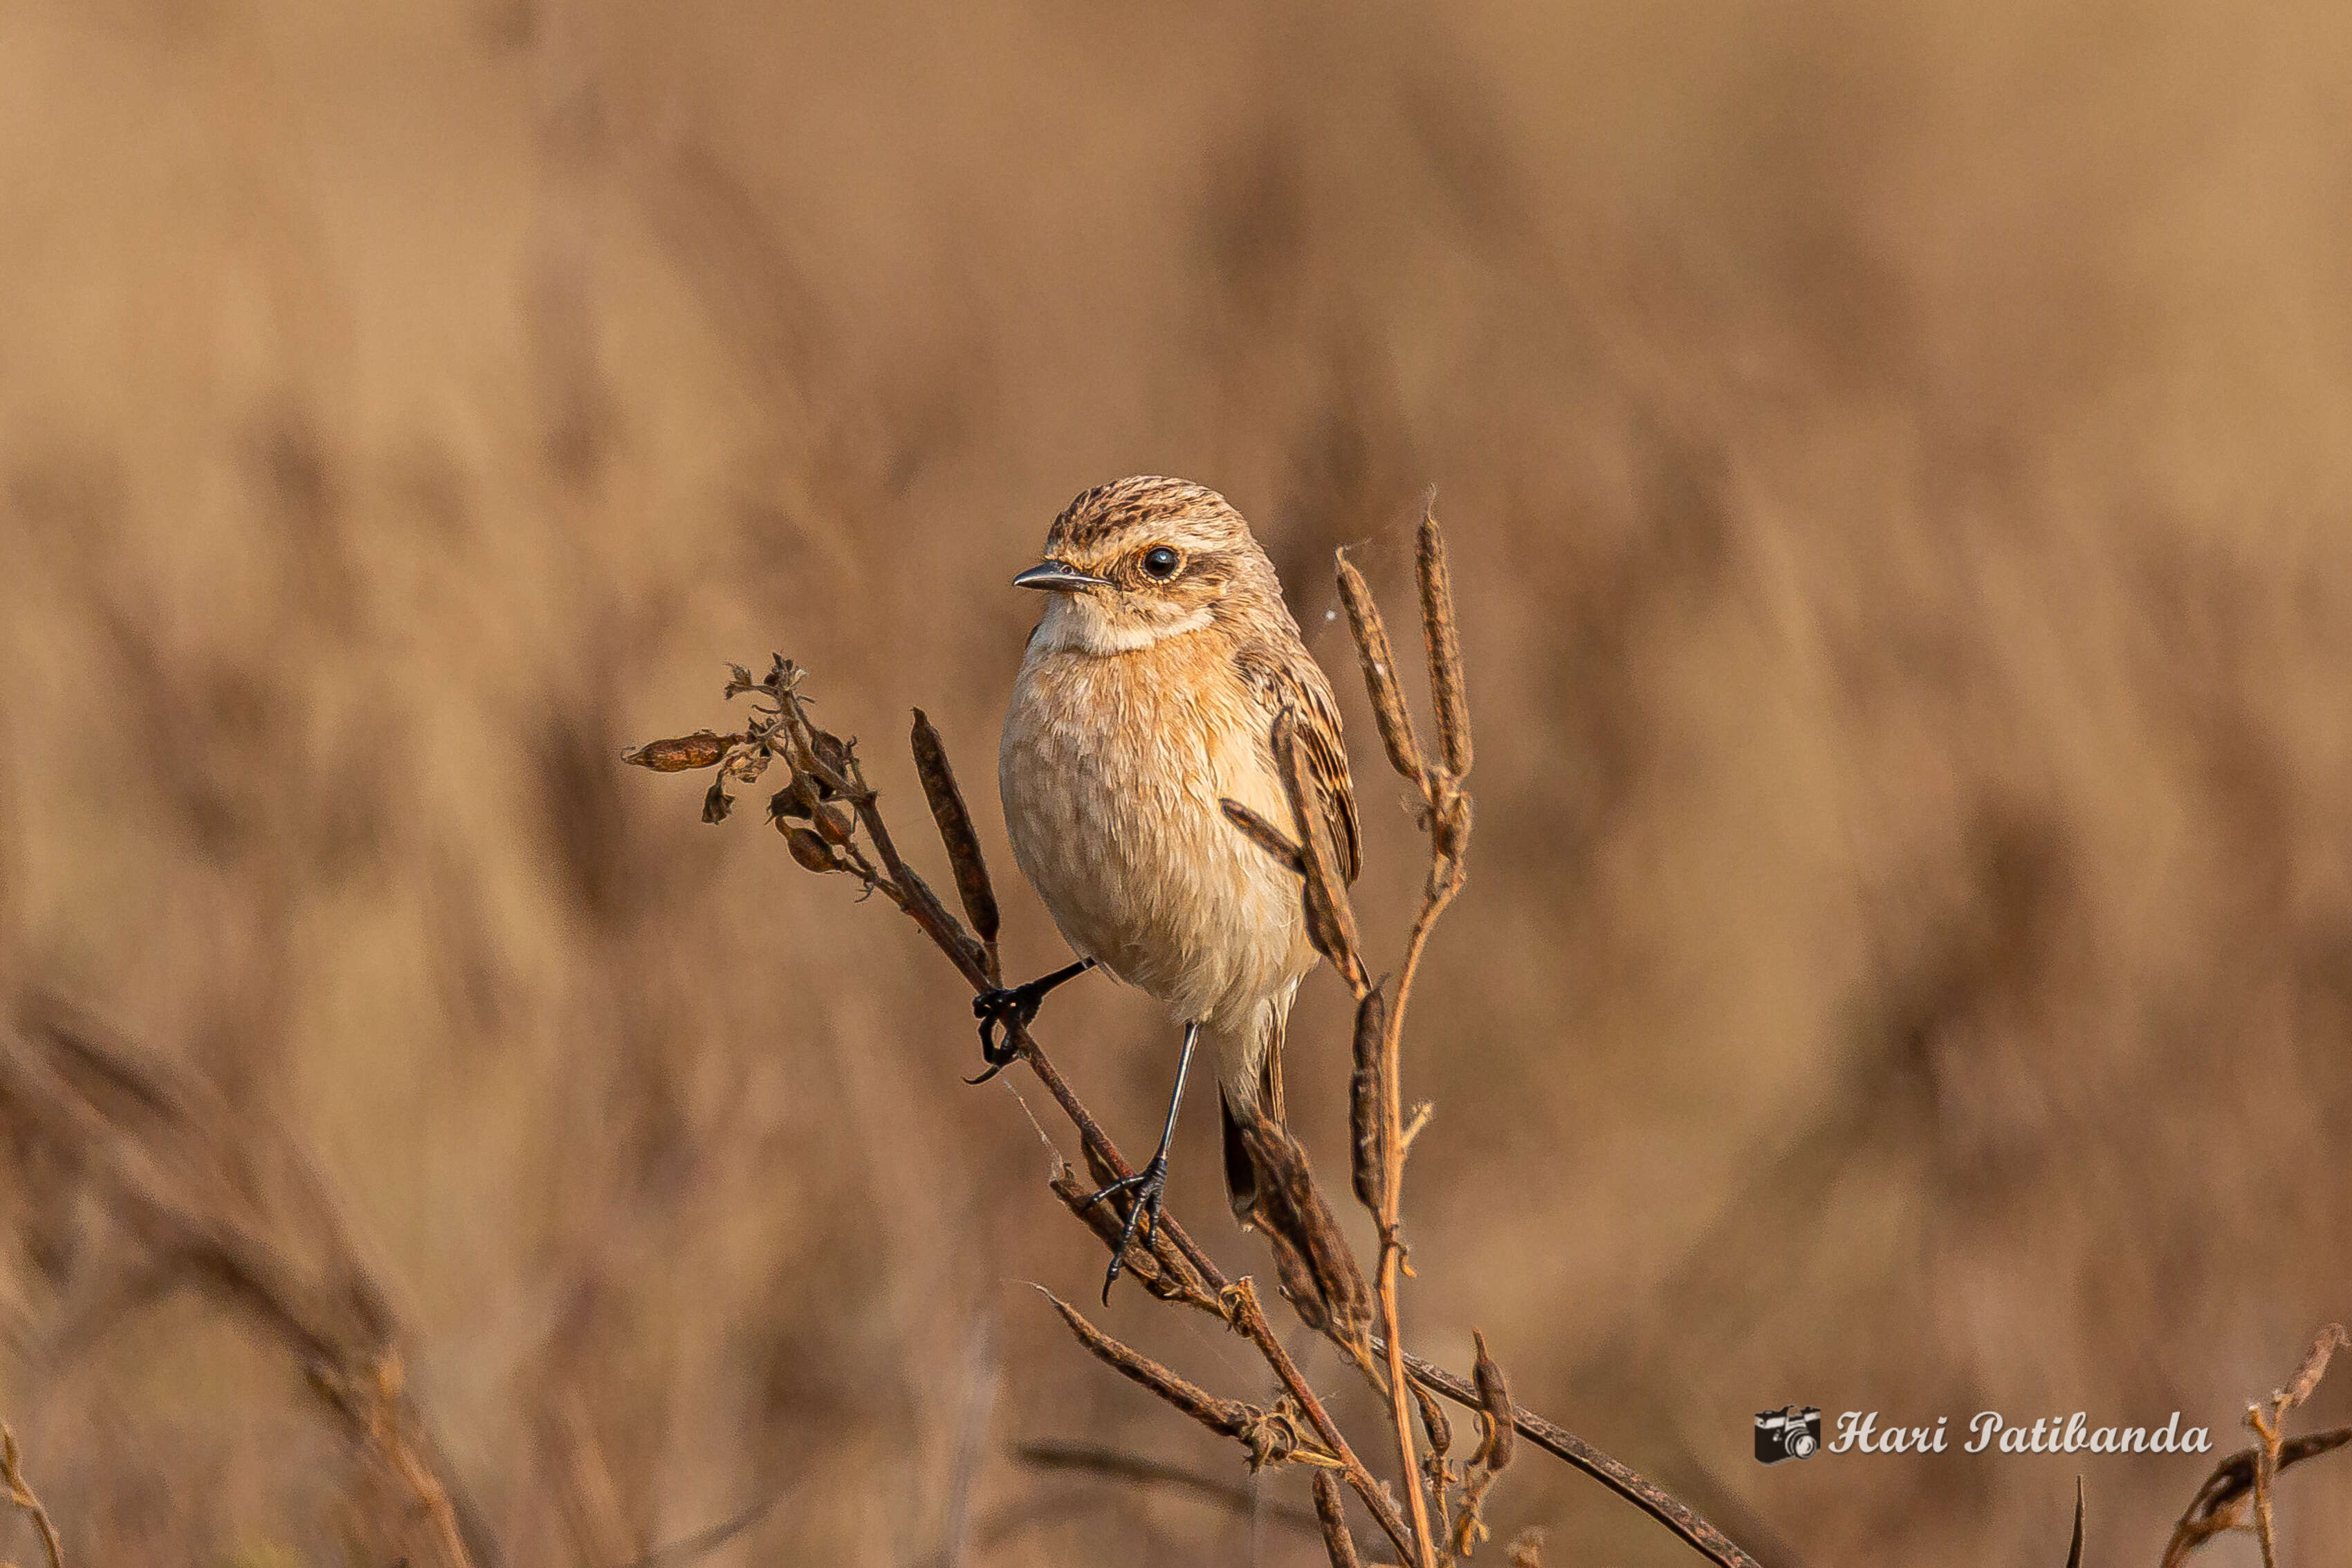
1220;798;1305;874
809;728;855;784
1313;1470;1364;1568
782;827;836;874
1271;709;1365;990
1414;1379;1453;1458
911;708;1001;952
622;730;729;771
809;796;856;846
1415;496;1472;779
1235;1403;1305;1473
1471;1329;1514;1473
1239;1110;1370;1340
1042;1291;1262;1444
1348;986;1388;1214
1265;1226;1330;1334
2284;1323;2349;1411
772;772;845;840
1336;551;1426;784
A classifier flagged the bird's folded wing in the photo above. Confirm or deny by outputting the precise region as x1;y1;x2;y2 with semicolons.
1233;643;1361;884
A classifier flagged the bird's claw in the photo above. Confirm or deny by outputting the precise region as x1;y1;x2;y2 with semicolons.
968;983;1045;1082
1085;1155;1169;1303
967;958;1096;1083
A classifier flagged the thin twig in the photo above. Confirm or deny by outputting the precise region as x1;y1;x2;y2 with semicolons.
1014;1440;1323;1536
1;1423;65;1568
1220;1282;1417;1558
1393;1347;1762;1568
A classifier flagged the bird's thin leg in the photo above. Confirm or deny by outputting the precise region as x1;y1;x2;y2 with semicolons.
969;957;1098;1080
1086;1020;1197;1302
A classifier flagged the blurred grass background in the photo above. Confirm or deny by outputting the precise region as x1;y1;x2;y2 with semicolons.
3;0;2351;1562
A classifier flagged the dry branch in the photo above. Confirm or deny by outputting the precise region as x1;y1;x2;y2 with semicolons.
1393;1345;1763;1568
1042;1290;1315;1472
627;502;1774;1568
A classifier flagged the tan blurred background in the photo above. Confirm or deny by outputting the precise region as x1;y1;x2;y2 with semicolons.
3;1;2351;1562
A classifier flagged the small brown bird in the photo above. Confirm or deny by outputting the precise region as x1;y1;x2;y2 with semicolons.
980;476;1357;1299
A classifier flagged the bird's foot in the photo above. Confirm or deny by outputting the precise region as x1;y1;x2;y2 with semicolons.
1085;1154;1169;1303
968;959;1094;1082
968;984;1045;1082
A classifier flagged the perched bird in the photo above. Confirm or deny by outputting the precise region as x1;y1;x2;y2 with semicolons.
981;476;1357;1300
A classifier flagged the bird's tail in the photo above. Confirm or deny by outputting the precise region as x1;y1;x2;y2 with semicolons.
1215;1000;1287;1224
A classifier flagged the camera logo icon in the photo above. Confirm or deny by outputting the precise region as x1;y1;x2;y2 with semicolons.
1755;1405;1821;1464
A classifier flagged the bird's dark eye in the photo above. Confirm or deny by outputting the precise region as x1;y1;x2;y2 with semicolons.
1142;546;1180;579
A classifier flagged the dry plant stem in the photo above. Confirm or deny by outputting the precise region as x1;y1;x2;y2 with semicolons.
2248;1322;2347;1568
1377;1198;1431;1566
1313;1470;1365;1568
1043;1280;1415;1559
1374;854;1462;1568
2;1423;65;1568
1359;505;1476;1568
2249;1405;2281;1568
1392;1347;1762;1568
2162;1426;2352;1567
1224;1283;1417;1558
637;652;1762;1568
1016;1441;1324;1536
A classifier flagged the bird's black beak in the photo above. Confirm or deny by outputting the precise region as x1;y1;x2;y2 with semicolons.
1012;560;1111;592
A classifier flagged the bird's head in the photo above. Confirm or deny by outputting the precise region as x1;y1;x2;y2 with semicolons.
1016;476;1283;655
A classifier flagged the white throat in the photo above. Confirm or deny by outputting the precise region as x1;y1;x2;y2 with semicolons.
1030;594;1213;656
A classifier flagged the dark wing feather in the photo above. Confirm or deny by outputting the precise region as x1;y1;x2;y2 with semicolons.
1233;642;1360;884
